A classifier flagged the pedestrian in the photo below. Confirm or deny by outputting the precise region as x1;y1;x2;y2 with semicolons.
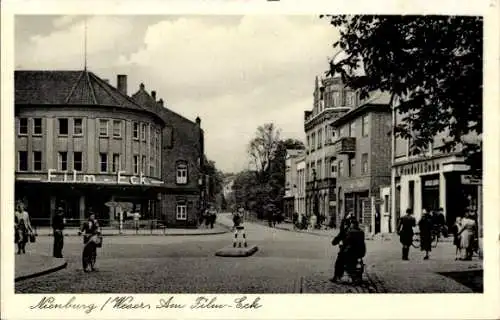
397;208;416;260
14;201;33;255
451;216;463;260
208;206;217;229
132;211;140;233
418;209;433;260
330;218;366;283
203;208;210;228
432;208;447;238
79;212;101;272
457;210;477;260
52;207;65;258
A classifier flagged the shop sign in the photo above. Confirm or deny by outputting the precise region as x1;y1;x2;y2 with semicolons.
46;169;163;186
395;159;441;177
461;175;482;185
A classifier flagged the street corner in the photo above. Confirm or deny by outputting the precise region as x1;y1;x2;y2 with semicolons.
215;245;259;257
15;253;67;282
299;271;381;293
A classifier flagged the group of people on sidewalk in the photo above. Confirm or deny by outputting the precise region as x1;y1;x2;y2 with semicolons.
398;207;479;261
199;205;218;229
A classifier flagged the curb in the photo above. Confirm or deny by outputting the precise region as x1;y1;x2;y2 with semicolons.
15;260;68;282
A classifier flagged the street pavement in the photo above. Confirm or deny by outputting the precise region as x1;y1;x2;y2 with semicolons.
15;213;482;294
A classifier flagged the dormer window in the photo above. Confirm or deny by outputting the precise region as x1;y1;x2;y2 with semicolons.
176;161;188;184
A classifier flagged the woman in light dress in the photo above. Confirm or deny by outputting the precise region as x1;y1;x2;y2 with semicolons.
457;211;477;260
451;216;463;260
14;201;33;254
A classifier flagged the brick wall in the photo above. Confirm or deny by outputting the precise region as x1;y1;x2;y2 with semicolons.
369;111;392;194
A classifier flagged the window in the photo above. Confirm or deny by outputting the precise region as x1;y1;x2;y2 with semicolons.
176;162;188;184
176;202;187;220
307;136;310;149
142;156;147;174
361;153;368;174
99;119;108;137
33;151;42;171
18;151;28;171
339;126;346;138
141;123;146;141
150;164;155;177
100;153;108;173
349;121;356;137
33;118;42;135
349;158;356;177
58;152;68;171
333;92;340;106
133;155;139;174
311;133;316;150
74;118;83;135
362;115;369;137
19;118;28;135
112;154;120;173
317;129;323;149
58;118;68;136
384;195;389;213
133;122;139;139
331;162;337;175
74;152;82;171
317;160;322;179
113;120;121;137
338;160;344;177
346;92;355;106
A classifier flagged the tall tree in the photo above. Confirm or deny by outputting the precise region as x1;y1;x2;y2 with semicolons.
203;157;224;203
248;123;281;181
320;15;482;175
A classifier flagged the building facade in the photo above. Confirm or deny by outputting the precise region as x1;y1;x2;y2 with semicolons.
390;105;482;233
304;77;351;227
15;70;205;228
283;149;305;221
330;93;392;233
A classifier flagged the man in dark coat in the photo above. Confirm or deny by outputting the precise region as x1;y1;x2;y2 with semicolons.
330;217;366;282
52;207;65;258
419;209;433;260
397;208;416;260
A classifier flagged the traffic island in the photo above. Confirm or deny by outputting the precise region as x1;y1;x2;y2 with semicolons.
215;245;259;257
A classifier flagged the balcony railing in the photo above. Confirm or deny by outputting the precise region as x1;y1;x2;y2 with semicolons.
306;177;336;190
334;137;356;154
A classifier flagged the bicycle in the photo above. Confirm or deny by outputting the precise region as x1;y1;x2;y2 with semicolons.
80;233;102;272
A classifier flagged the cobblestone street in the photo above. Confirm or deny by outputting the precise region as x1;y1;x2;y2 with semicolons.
15;214;482;294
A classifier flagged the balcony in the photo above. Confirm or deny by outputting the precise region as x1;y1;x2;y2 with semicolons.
334;137;356;154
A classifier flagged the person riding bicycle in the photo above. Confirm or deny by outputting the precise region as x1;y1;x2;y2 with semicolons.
431;208;447;238
330;215;365;283
78;212;101;272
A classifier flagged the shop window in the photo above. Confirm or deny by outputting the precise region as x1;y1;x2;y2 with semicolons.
74;118;83;135
19;118;28;135
33;151;42;171
176;202;187;220
112;154;120;173
33;118;42;135
100;153;108;173
133;122;139;139
176;161;188;184
113;120;121;138
99;119;109;137
18;151;28;171
74;152;82;171
58;118;69;136
58;152;68;171
133;155;139;174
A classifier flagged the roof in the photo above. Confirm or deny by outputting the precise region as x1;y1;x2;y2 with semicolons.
330;90;392;127
15;70;164;124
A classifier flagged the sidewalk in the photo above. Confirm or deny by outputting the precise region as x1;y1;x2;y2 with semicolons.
34;223;230;237
15;250;67;282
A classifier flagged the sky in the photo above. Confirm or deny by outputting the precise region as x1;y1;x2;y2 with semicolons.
15;15;340;173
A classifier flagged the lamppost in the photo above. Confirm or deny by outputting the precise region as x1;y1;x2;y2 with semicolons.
312;168;319;228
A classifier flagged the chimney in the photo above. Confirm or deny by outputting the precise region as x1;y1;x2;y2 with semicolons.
195;116;201;126
151;91;156;100
158;99;164;107
117;75;127;95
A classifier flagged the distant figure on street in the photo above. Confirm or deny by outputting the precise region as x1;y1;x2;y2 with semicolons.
457;210;477;260
330;218;366;283
418;209;434;260
208;205;217;229
79;212;101;272
451;216;463;260
132;211;140;233
14;201;33;255
432;208;447;237
397;208;416;260
52;207;66;258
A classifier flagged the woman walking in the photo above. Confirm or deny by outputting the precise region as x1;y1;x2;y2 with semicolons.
458;211;477;260
397;209;416;260
79;212;101;272
14;201;33;255
451;216;463;260
418;209;433;260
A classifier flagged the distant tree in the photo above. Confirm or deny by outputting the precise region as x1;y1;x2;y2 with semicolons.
248;123;281;182
320;15;482;176
203;157;224;202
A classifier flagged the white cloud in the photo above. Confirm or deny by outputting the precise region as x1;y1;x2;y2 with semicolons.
52;15;78;28
16;15;338;172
